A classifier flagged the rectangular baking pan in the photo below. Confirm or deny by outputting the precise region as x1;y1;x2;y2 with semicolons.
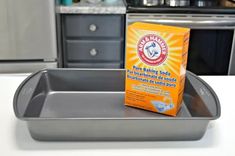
14;69;220;141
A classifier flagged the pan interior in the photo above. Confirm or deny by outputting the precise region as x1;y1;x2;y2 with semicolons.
22;70;215;118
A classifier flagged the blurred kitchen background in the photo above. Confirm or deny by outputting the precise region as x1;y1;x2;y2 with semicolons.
0;0;235;75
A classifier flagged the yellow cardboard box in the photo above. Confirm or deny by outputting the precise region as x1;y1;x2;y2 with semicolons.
125;22;190;116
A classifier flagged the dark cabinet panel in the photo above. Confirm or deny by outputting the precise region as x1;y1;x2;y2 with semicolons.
64;15;124;38
66;40;123;62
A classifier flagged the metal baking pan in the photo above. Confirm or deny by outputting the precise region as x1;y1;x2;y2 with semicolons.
14;69;220;141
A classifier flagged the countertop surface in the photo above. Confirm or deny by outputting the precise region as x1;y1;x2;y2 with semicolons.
0;74;234;156
57;0;126;14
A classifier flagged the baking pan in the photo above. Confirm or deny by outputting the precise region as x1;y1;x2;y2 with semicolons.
14;69;220;141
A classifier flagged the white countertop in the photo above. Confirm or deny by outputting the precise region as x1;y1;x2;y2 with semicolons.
57;0;126;14
0;74;234;156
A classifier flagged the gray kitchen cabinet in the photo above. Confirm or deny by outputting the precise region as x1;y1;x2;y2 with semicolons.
62;15;125;69
66;62;123;68
65;15;123;38
0;0;57;60
66;40;123;61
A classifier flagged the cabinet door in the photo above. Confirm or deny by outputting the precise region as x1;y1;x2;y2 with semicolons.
2;0;57;60
0;0;10;57
66;40;123;62
65;15;124;38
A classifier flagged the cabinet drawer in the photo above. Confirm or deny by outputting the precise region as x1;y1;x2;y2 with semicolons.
64;15;124;38
66;62;123;69
66;40;123;61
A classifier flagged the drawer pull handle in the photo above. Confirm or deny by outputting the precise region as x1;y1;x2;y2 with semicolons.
89;24;97;32
90;49;98;56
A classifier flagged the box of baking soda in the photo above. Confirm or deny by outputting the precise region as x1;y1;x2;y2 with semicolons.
125;22;190;116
